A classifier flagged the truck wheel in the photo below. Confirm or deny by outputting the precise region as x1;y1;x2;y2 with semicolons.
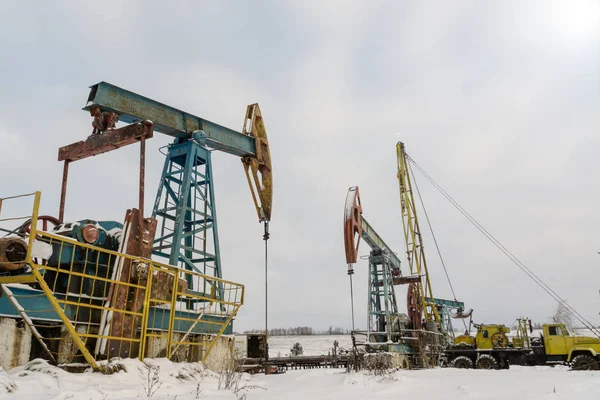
476;354;499;370
450;356;473;369
571;355;599;371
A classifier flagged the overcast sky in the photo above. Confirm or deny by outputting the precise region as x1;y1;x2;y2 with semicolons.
1;1;599;333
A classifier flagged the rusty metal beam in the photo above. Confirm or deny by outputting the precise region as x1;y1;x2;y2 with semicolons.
58;121;153;162
139;137;146;255
393;275;422;285
104;208;157;358
59;161;69;223
85;82;255;157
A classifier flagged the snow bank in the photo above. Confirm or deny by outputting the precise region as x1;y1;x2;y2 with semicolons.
4;357;600;400
5;358;251;399
245;366;600;400
5;335;600;400
0;366;17;394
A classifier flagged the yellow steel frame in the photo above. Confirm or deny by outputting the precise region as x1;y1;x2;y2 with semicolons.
0;192;244;370
396;143;440;323
514;318;531;349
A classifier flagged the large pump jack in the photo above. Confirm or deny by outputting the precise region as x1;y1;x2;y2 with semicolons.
0;82;271;369
69;82;272;278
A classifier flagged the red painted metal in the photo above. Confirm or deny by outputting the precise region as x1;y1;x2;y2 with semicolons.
19;215;60;234
393;275;422;285
407;282;423;331
343;186;363;265
81;224;99;244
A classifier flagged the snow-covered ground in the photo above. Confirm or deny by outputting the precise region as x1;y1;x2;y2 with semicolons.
3;358;600;400
254;366;600;400
3;334;600;399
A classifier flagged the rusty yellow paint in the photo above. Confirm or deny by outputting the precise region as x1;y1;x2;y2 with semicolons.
241;104;272;221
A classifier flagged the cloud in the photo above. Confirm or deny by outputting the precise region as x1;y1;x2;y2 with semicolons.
0;129;19;158
0;1;599;333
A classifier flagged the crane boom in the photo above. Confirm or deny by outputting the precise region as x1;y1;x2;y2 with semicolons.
396;142;440;324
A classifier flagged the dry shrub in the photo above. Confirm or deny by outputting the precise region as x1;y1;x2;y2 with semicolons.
364;352;396;376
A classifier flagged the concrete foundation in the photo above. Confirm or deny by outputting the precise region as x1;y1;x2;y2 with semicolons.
0;318;32;370
0;317;233;371
204;335;234;372
144;331;233;372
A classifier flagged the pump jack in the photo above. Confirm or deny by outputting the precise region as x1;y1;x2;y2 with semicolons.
0;82;272;369
343;143;468;368
345;186;447;367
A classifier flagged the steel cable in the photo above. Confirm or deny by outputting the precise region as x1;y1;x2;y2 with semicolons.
407;155;600;337
408;161;468;331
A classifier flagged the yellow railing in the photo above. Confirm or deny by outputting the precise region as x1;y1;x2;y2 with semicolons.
0;192;244;370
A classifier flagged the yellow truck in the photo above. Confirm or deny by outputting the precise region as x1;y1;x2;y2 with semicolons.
445;321;600;370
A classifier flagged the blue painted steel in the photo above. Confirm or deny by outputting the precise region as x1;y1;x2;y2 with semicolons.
51;220;122;250
0;286;61;321
0;286;101;322
425;297;464;308
426;297;466;345
360;217;403;272
85;82;256;157
367;249;402;343
45;220;122;298
388;343;413;353
152;139;223;298
0;286;232;334
84;82;239;319
147;308;232;335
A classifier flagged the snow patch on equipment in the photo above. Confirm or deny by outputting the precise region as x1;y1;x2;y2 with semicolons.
30;240;53;259
344;186;358;221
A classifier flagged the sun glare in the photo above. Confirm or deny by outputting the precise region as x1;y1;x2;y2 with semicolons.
550;1;600;39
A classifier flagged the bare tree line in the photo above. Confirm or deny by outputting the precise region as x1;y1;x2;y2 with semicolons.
241;326;350;336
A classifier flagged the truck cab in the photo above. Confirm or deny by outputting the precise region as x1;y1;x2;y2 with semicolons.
541;323;600;370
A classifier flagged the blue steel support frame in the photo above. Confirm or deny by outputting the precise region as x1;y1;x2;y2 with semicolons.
425;297;466;345
84;81;270;305
367;249;402;344
152;137;222;298
85;82;269;284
